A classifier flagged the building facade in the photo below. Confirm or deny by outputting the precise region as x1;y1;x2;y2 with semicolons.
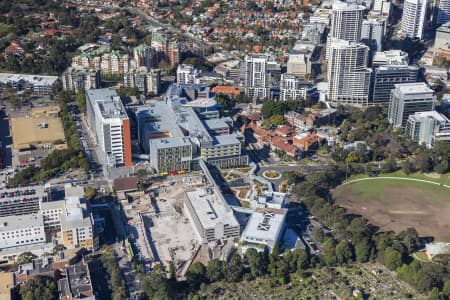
0;214;46;250
406;111;450;147
371;65;419;104
62;66;100;93
242;54;271;100
327;39;372;106
86;88;132;167
388;83;436;127
401;0;428;39
280;74;314;101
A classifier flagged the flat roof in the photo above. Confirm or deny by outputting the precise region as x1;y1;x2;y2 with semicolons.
204;118;231;131
257;192;288;206
242;207;287;242
213;134;240;146
409;111;449;122
394;82;434;95
150;137;192;149
0;213;44;232
86;88;128;120
0;73;58;86
185;189;239;230
332;0;366;10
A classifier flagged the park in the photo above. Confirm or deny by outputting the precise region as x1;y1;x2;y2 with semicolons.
333;176;450;242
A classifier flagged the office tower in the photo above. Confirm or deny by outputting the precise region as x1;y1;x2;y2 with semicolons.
177;64;200;85
327;39;372;106
388;83;435;128
86;88;132;167
361;18;385;51
373;0;392;15
401;0;428;39
62;66;101;92
436;0;450;25
280;74;315;101
371;65;419;104
242;54;271;100
133;44;156;71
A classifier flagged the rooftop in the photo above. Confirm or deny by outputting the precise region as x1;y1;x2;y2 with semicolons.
241;207;287;243
185;188;239;230
0;213;44;232
394;82;435;95
0;272;14;300
0;73;58;86
409;111;449;123
86;88;128;120
332;0;366;11
114;177;138;192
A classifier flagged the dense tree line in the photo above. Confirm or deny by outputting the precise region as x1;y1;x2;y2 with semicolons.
19;275;57;300
294;164;450;298
101;249;127;300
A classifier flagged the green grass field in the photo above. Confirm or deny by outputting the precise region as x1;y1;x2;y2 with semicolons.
343;179;450;204
346;170;450;186
334;176;450;241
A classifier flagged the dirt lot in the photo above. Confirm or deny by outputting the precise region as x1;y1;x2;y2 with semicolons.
333;179;450;242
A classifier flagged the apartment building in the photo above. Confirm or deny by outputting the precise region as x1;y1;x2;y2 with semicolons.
100;51;130;74
401;0;428;39
177;64;200;85
280;74;315;101
62;66;100;92
133;43;157;71
124;67;161;96
388;83;436;127
86;88;132;167
327;39;372;106
242;54;272;100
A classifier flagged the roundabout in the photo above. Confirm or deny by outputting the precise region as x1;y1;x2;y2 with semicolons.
262;170;282;180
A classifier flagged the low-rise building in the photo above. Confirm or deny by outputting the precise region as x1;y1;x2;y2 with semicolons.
253;191;289;209
0;73;58;95
0;214;46;250
405;111;450;147
184;188;240;243
240;208;287;253
58;260;94;300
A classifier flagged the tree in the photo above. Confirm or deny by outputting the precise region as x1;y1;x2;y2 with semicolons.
434;159;448;174
311;226;325;243
76;91;86;113
186;262;206;290
415;150;433;173
295;249;310;270
245;248;268;276
16;251;37;265
335;241;353;264
398;227;421;253
206;259;225;282
142;270;171;300
354;238;372;263
226;253;244;282
382;157;398;173
270;114;285;126
321;238;337;266
443;280;450;296
84;187;97;200
384;247;403;270
402;160;415;175
20;276;57;300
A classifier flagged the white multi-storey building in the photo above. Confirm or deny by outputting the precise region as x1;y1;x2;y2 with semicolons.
176;64;200;85
372;50;409;66
401;0;428;39
406;111;450;147
86;88;132;167
280;74;314;101
0;214;46;250
388;83;436;127
242;54;272;100
329;1;366;42
327;39;372;106
62;66;100;93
